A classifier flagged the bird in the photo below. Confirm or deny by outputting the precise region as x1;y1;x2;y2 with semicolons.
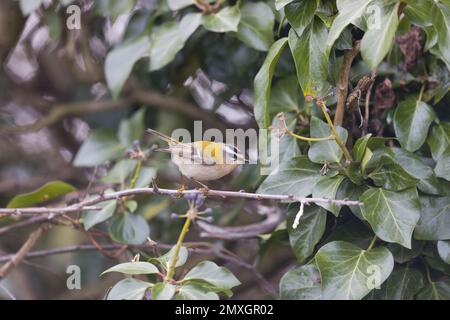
146;129;245;189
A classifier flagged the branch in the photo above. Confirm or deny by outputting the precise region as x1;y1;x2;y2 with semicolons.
334;41;361;126
0;187;362;217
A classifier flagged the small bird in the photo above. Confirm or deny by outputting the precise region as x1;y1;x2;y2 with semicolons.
146;129;245;186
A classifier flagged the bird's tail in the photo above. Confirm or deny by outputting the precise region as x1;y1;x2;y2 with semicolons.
146;128;179;145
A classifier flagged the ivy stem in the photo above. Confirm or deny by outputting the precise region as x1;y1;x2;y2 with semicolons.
286;130;334;142
367;235;377;251
317;100;353;162
277;15;286;38
418;83;425;102
165;216;191;282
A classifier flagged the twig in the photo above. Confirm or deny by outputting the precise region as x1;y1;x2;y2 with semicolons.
0;188;362;217
334;41;361;126
0;224;50;279
363;71;376;134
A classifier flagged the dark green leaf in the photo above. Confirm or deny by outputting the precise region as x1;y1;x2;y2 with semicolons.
101;160;137;184
353;134;372;162
285;0;317;36
279;264;322;300
237;2;274;51
7;181;76;208
308;116;348;164
102;261;159;276
427;122;450;161
287;205;327;262
312;175;346;216
435;150;450;181
415;195;450;240
416;280;450;300
73;130;125;167
83;200;116;230
109;213;150;245
438;240;450;264
107;278;152;300
381;266;424;300
118;108;145;147
393;98;436;152
202;5;241;33
386;240;424;264
183;261;240;290
360;187;420;248
315;241;394;300
431;1;450;70
289;17;329;97
253;37;289;128
269;75;301;115
175;284;219;300
257;156;322;198
152;283;176;300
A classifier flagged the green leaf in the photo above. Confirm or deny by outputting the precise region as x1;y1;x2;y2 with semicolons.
167;0;194;10
83;200;116;230
269;75;301;115
102;261;159;276
107;278;152;300
19;0;43;15
279;264;322;300
152;283;176;300
236;2;274;51
202;5;241;33
393;98;436;152
360;1;400;69
96;0;135;22
360;187;420;248
288;17;329;98
183;261;240;290
416;280;450;300
73;130;125;167
438;240;450;264
404;0;433;28
101;159;137;184
135;166;157;188
157;246;189;270
367;154;419;191
149;22;184;71
381;266;424;300
179;13;202;42
287;205;327;263
175;284;219;300
326;0;374;55
431;1;450;70
275;0;294;10
414;195;450;240
386;240;424;264
109;213;150;245
7;181;76;208
257;156;322;198
253;37;289;129
285;0;318;36
313;175;346;216
427;122;450;161
118;109;146;147
315;241;394;300
435;150;450;181
105;35;151;99
308;116;348;164
353;134;372;162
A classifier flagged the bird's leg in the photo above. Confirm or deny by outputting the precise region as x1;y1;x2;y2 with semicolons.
192;179;210;195
176;174;186;198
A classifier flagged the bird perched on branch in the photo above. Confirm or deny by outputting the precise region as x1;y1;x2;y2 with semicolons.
146;129;245;189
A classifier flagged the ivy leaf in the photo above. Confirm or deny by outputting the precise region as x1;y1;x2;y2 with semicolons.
285;0;317;36
73;130;125;167
437;240;450;264
109;213;150;245
315;241;394;300
7;181;76;208
157;246;189;270
414;195;450;241
416;280;450;300
257;156;322;198
431;1;450;70
167;0;194;10
182;261;240;291
313;175;346;216
152;283;176;300
275;0;294;11
179;12;202;42
101;261;159;276
381;266;424;300
427;122;450;161
96;0;135;22
367;154;419;191
393;98;436;152
135;166;157;188
202;5;241;33
353;134;372;163
236;2;274;51
19;0;43;15
175;284;219;300
279;264;322;300
289;17;329;98
101;159;137;185
308;116;348;164
435;150;450;181
105;35;151;99
269;75;302;115
360;187;420;248
118;108;146;147
149;22;184;71
360;1;400;69
253;37;289;129
326;0;374;55
107;278;152;300
287;205;327;263
83;200;116;230
386;240;424;264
